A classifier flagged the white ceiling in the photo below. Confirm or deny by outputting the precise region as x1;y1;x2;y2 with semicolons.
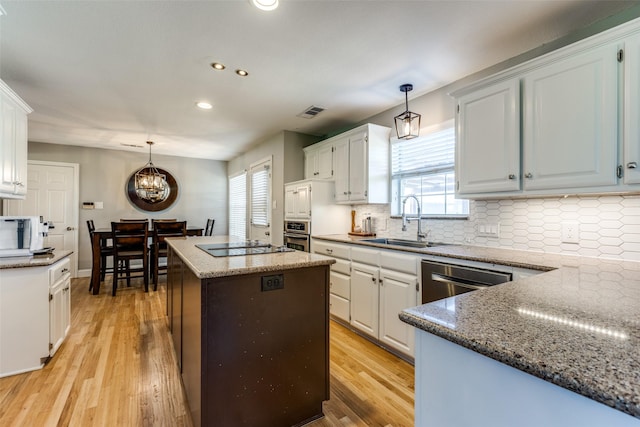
0;0;635;161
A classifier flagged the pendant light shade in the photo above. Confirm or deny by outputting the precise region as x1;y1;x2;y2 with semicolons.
394;84;421;140
134;141;169;203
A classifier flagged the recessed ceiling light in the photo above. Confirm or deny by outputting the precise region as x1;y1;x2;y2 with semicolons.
211;62;226;71
236;69;249;77
251;0;278;11
196;101;212;110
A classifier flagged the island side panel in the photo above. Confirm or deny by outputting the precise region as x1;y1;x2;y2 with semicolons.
180;260;202;427
201;265;330;427
167;248;183;370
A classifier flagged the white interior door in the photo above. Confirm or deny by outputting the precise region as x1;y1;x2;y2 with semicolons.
249;157;272;243
2;161;79;277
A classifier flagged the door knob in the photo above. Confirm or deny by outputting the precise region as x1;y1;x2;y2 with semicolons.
66;226;75;231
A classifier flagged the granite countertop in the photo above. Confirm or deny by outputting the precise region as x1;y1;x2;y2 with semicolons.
167;236;335;279
0;250;73;269
313;234;640;419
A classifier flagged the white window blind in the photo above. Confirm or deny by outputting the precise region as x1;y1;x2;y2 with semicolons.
392;126;456;179
250;165;270;227
391;121;468;217
228;172;247;240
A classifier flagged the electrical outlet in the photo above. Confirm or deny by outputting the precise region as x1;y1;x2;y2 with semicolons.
561;221;579;244
261;274;284;291
477;222;500;238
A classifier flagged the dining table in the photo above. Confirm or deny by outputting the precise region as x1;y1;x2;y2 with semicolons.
90;225;203;295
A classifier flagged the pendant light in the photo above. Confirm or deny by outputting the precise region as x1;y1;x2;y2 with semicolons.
134;141;169;203
394;84;421;140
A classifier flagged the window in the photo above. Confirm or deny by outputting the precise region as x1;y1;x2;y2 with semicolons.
228;171;247;240
391;120;469;217
250;161;271;227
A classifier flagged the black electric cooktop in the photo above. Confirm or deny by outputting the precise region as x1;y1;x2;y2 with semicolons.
197;241;294;257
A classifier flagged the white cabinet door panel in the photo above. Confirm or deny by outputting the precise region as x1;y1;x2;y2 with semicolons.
350;262;379;338
456;79;520;194
379;269;417;356
523;43;618;190
624;35;640;185
330;294;350;323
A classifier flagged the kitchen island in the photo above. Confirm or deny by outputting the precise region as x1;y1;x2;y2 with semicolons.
166;236;334;427
313;235;640;426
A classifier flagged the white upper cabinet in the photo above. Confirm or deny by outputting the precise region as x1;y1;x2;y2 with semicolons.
0;79;32;199
522;43;618;190
284;182;311;219
456;79;521;195
452;21;638;199
624;33;640;185
304;140;333;180
332;123;390;204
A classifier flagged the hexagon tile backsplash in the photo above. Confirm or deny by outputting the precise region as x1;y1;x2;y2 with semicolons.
355;195;640;261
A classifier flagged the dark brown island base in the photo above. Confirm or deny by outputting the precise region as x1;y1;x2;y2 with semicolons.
166;236;335;427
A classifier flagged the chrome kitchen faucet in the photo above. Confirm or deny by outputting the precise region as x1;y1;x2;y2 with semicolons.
402;195;427;242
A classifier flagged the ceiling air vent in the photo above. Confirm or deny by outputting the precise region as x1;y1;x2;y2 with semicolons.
297;105;325;119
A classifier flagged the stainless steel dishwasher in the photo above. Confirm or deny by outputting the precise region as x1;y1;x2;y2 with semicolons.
421;260;512;304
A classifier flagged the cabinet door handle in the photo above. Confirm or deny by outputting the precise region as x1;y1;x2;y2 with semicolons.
508;174;516;180
371;277;376;282
525;173;533;179
628;162;638;169
379;279;383;285
343;192;348;195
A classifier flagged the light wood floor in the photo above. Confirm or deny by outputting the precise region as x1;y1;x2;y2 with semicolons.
0;277;414;426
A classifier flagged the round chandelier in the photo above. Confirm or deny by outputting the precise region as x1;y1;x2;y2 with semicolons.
134;141;169;203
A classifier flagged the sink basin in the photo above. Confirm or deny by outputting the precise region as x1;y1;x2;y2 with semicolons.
360;238;449;248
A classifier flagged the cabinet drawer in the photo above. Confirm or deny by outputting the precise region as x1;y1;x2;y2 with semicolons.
49;258;71;285
350;246;379;266
379;251;417;275
331;258;350;276
313;240;350;259
330;270;350;300
330;294;349;322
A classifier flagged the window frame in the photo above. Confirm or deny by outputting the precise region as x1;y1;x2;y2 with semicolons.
390;119;469;219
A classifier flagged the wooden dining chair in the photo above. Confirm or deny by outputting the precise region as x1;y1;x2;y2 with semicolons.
151;221;186;290
120;218;149;223
205;218;215;236
111;221;149;296
87;219;114;291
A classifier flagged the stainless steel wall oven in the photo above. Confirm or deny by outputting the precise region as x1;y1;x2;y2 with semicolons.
283;220;310;252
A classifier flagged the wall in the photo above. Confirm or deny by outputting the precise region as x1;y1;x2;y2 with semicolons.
354;195;640;262
26;142;228;272
228;130;318;245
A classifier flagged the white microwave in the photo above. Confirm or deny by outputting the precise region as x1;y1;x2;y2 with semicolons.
0;216;48;257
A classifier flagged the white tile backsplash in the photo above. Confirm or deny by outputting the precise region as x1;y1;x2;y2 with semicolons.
354;194;640;261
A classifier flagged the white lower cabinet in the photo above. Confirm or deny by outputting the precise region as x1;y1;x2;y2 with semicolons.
313;239;419;358
350;262;379;337
0;256;70;378
49;258;71;356
379;268;417;356
313;240;352;323
350;246;419;358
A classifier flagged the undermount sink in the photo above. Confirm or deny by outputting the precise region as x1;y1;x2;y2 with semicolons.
360;237;449;248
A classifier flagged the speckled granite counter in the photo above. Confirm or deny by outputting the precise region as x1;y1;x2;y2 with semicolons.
0;250;72;269
167;236;335;278
313;234;640;420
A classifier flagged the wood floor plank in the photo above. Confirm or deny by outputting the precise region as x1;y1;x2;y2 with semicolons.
0;277;414;426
